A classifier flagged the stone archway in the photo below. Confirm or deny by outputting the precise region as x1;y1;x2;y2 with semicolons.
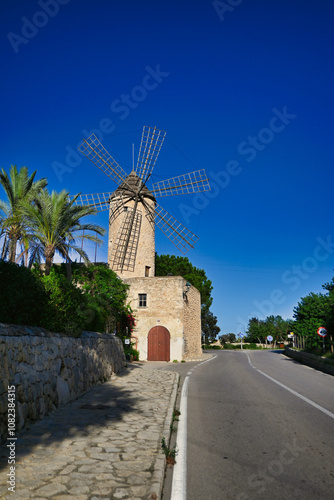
147;326;170;361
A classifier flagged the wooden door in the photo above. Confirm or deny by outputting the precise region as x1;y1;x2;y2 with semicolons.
147;326;170;361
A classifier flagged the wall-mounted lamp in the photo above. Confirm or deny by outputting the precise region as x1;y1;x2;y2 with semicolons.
183;281;191;300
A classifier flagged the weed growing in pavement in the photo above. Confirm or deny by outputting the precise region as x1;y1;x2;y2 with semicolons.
173;409;181;422
161;437;177;465
170;408;181;433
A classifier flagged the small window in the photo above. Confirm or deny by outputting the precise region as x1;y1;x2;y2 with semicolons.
145;266;150;277
138;294;147;307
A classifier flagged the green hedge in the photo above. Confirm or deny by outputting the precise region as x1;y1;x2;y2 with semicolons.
223;343;263;350
0;261;48;327
202;345;222;350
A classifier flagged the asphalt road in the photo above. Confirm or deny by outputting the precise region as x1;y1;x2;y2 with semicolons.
162;350;334;500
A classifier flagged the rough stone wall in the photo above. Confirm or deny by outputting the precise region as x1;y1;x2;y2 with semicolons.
124;276;202;361
0;324;126;444
284;347;334;376
108;196;155;279
183;284;202;360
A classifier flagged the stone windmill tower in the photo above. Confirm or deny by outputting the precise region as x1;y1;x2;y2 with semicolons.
108;170;156;279
73;126;210;279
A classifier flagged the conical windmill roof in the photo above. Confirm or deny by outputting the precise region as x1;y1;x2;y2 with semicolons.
111;170;156;201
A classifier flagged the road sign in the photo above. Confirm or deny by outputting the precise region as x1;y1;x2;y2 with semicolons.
239;333;244;338
267;335;273;342
125;339;131;344
317;327;327;338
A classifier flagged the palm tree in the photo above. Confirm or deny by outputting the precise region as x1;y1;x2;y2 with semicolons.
0;165;47;262
22;188;106;275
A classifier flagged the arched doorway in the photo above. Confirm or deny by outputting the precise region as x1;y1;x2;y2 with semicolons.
147;326;170;361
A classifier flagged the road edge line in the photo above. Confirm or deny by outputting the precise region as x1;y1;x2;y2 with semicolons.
150;371;180;500
246;353;334;420
171;375;189;500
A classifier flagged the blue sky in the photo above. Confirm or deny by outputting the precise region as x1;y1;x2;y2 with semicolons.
1;0;334;335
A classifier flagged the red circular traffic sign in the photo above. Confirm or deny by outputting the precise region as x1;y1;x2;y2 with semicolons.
317;326;328;338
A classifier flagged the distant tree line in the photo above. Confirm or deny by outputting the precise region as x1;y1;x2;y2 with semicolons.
244;274;334;352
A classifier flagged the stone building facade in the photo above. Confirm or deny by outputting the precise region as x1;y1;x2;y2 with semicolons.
123;276;202;361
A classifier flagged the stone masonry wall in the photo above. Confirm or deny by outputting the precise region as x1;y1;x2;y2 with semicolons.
183;285;202;360
284;346;334;376
0;324;126;444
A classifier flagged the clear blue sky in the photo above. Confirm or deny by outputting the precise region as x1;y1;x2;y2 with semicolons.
1;0;334;335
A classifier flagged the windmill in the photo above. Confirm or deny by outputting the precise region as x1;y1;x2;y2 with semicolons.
72;126;210;278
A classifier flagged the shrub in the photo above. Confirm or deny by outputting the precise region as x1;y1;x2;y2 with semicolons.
0;261;48;326
38;267;87;336
72;263;130;334
202;344;222;350
130;347;139;360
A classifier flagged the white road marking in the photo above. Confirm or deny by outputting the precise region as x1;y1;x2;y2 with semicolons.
246;353;334;420
171;375;189;500
171;355;217;500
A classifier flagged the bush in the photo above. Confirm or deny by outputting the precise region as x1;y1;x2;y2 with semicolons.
202;344;222;350
0;261;48;326
38;267;87;336
130;347;139;360
223;344;235;349
72;263;129;334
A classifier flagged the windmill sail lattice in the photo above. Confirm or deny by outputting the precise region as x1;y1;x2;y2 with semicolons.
72;126;210;276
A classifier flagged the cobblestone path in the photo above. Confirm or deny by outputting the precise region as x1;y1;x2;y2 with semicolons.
0;364;178;500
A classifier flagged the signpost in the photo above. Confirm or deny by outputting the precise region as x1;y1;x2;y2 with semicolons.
288;332;295;347
317;326;328;352
239;332;244;350
267;335;273;348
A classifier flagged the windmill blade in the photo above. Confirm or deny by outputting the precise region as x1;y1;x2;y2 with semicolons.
109;207;142;272
151;169;210;198
78;134;129;187
140;196;156;230
109;193;131;223
135;126;166;182
69;192;114;211
155;203;199;254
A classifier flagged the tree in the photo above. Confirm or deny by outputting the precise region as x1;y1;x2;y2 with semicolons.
246;315;291;344
0;165;47;262
22;189;105;275
202;309;220;344
265;315;291;343
245;317;267;343
219;333;236;345
322;277;334;335
292;292;330;349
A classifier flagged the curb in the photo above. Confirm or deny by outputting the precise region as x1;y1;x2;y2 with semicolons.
149;371;180;500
